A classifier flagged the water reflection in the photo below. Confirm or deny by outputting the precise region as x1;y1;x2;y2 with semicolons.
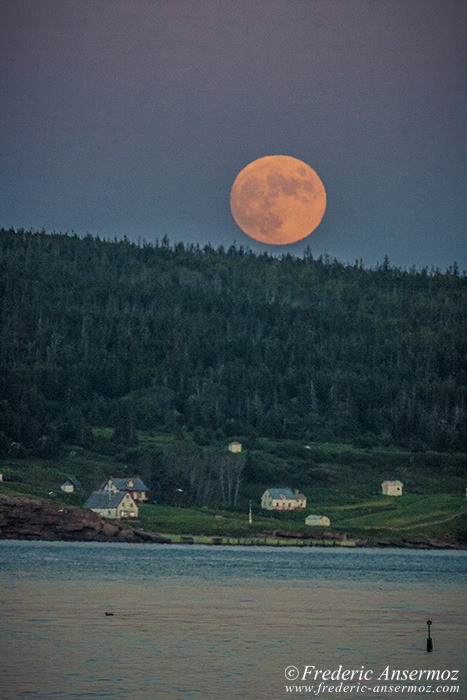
0;542;465;699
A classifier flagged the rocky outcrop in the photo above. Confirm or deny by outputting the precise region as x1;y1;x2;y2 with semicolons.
0;494;170;543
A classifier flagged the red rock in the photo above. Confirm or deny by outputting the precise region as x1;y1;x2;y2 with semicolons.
0;494;170;544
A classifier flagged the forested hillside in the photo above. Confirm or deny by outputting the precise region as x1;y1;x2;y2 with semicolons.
1;228;465;460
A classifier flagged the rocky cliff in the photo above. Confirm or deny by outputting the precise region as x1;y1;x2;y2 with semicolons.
0;494;170;543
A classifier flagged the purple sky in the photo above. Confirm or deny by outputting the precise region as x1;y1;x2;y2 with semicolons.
1;0;466;268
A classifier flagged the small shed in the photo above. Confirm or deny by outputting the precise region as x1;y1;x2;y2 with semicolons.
60;480;74;493
305;514;330;527
381;480;403;496
228;441;242;453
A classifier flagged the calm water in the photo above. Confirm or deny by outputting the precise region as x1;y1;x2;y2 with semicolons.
0;541;466;699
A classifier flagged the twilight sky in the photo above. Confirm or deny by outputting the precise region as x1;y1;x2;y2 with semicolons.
1;0;466;269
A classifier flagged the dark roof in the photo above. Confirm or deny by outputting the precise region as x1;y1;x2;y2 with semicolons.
99;477;148;492
84;491;129;509
266;488;304;500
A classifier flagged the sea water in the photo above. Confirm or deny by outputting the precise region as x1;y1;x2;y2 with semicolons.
0;541;465;699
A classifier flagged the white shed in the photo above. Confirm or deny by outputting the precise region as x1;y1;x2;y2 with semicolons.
381;480;403;496
305;514;330;527
228;441;242;453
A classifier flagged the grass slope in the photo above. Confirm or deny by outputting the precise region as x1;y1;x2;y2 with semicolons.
1;433;465;546
136;497;466;544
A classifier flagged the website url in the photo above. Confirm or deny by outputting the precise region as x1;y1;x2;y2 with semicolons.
284;683;460;695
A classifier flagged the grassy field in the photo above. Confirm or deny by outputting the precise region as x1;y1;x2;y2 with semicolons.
1;432;465;546
0;480;464;545
322;494;466;543
136;495;466;545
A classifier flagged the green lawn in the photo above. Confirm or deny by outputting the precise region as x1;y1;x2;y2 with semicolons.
322;494;466;542
1;434;465;546
137;503;291;537
137;494;467;544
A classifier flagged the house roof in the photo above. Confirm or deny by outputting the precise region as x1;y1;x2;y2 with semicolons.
84;491;131;509
99;477;148;492
382;480;403;486
265;488;305;500
306;514;327;520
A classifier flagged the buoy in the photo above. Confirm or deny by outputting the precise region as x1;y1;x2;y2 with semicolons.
426;619;433;652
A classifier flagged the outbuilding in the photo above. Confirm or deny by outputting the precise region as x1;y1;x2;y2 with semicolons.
305;514;330;527
381;480;403;496
228;441;242;453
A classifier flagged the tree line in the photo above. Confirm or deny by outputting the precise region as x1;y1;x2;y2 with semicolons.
0;228;465;462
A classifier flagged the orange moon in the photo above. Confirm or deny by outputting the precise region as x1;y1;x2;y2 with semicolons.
230;155;326;245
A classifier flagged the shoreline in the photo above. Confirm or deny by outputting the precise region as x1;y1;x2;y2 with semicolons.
1;532;464;550
113;532;466;550
1;530;464;551
0;494;464;550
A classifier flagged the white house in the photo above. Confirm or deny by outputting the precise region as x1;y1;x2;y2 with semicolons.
99;477;149;503
60;480;74;493
83;491;139;519
261;488;306;511
228;441;242;453
381;480;403;496
305;514;330;527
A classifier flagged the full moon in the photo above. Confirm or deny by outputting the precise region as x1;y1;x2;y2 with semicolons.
230;155;326;245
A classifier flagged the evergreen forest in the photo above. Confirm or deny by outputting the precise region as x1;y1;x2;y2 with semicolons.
1;228;465;470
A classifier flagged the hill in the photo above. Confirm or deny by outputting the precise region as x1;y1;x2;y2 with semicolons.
0;228;465;528
1;228;465;457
